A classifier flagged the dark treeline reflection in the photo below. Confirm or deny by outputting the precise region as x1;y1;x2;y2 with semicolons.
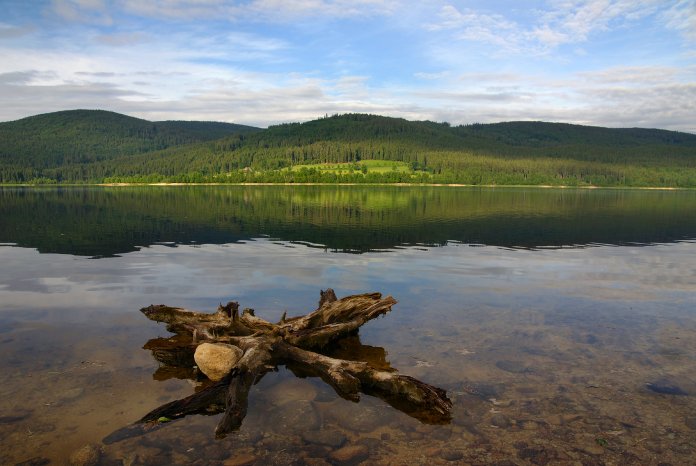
2;186;696;257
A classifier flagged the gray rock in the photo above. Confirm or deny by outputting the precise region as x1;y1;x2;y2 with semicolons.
302;429;346;448
303;458;331;466
460;382;504;400
268;400;320;432
431;427;452;440
248;430;264;444
14;458;50;466
261;437;292;452
69;444;101;466
194;343;243;381
223;453;257;466
0;408;32;424
490;413;511;428
495;360;530;374
358;437;382;451
31;423;55;433
58;387;85;402
265;377;318;406
685;417;696;430
440;449;464;461
646;380;688;396
325;401;384;433
674;443;693;455
330;444;369;465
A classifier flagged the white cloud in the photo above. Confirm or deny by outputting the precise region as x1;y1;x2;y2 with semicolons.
1;35;694;131
48;0;401;23
578;65;682;84
661;0;696;41
428;1;673;54
95;32;150;46
0;62;694;131
241;0;398;19
408;65;696;132
0;0;693;131
414;71;449;80
538;0;662;42
0;23;36;39
427;5;524;52
50;0;113;25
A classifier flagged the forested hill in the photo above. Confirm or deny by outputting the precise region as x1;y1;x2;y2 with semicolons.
456;121;696;148
1;111;696;186
244;114;696;149
0;109;260;170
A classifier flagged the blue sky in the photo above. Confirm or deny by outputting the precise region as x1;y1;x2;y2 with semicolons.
0;0;694;131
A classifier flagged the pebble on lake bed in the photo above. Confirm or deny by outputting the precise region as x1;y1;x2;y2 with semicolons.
265;377;318;405
490;413;511;428
495;360;531;374
645;380;688;396
301;429;347;448
685;417;696;430
324;400;384;432
440;448;464;461
223;453;257;466
330;444;370;464
69;444;101;466
268;399;321;432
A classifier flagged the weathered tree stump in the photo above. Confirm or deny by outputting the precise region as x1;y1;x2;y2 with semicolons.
105;289;452;443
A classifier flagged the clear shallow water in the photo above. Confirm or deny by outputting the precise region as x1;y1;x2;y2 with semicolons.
0;186;695;465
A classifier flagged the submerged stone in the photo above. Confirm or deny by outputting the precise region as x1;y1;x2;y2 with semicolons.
265;377;318;405
303;458;331;466
326;401;384;433
330;444;369;464
490;413;511;428
69;444;101;466
0;408;32;424
223;453;257;466
684;417;696;430
268;399;320;432
440;449;464;461
459;381;504;400
14;458;50;466
302;429;347;448
495;360;531;374
646;381;688;396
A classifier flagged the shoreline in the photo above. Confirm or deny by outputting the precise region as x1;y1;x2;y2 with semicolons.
0;182;690;190
0;182;696;191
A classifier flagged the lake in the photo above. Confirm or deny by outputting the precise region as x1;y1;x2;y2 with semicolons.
1;185;695;465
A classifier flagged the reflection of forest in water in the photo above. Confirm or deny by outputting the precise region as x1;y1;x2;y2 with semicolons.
2;185;696;256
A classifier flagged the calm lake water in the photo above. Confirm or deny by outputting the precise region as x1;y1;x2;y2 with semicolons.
1;185;695;465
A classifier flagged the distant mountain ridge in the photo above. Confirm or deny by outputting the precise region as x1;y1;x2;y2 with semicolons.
0;109;260;169
1;110;695;186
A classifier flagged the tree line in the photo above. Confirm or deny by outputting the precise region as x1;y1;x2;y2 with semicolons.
1;111;695;187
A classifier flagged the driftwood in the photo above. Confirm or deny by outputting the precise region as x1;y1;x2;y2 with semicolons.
105;289;451;443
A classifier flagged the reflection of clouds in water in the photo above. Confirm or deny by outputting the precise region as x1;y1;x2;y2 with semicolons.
397;244;696;302
537;245;696;301
0;241;694;321
0;241;394;317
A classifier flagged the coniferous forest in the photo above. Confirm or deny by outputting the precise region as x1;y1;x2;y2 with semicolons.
1;109;695;187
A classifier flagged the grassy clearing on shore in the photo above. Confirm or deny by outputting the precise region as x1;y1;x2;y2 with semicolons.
286;160;412;174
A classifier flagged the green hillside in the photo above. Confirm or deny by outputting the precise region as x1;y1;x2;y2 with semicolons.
1;111;695;187
0;109;260;181
455;121;696;148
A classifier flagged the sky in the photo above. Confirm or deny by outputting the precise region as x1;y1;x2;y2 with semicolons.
0;0;695;131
